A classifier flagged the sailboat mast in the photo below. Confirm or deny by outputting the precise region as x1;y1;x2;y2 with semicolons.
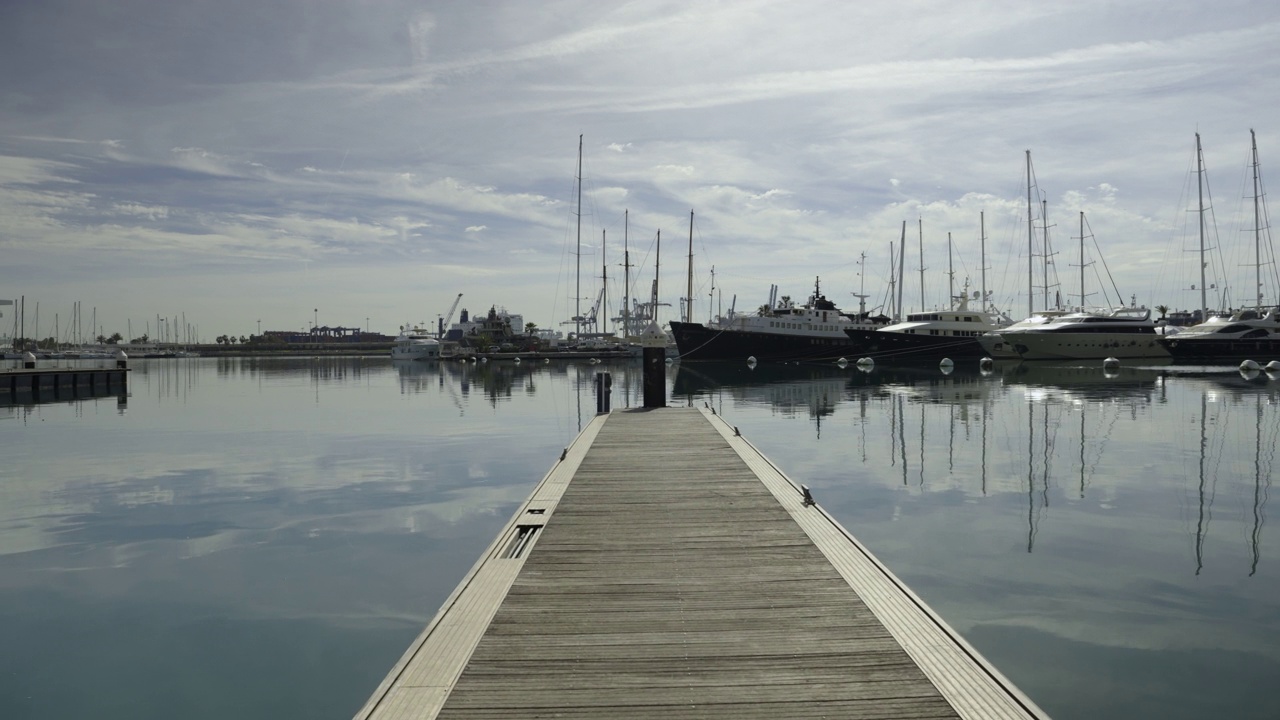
947;232;954;306
1042;199;1051;309
654;230;661;325
601;228;607;335
1026;150;1034;316
980;211;988;313
623;210;631;336
888;241;897;320
686;210;694;324
575;134;583;337
918;218;926;310
897;222;906;319
1252;128;1263;310
1079;211;1085;309
1196;132;1208;320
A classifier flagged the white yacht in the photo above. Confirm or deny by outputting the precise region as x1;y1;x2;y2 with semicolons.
391;326;442;361
1156;307;1280;361
977;310;1071;359
841;291;1010;362
999;306;1167;360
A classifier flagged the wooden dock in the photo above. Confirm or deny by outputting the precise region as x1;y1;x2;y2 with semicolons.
354;407;1048;719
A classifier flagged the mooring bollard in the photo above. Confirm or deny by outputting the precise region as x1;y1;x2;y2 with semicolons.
641;321;667;408
595;371;612;414
22;351;36;370
115;349;128;369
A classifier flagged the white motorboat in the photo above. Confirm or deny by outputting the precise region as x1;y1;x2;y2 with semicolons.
391;326;442;360
1000;306;1167;360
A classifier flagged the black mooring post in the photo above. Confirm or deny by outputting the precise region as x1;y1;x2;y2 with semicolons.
595;371;612;414
642;346;665;408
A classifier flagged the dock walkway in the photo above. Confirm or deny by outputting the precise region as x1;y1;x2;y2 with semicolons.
355;407;1048;719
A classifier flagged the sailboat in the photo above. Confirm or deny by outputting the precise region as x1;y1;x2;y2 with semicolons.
1158;130;1280;361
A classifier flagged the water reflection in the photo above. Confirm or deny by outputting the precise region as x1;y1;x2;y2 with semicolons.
3;357;1279;720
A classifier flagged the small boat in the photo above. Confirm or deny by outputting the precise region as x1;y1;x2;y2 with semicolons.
391;326;442;361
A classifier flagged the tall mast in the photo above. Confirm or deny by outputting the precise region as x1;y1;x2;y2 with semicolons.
708;266;715;324
623;210;631;335
654;230;661;325
1079;211;1086;309
575;134;583;336
601;228;607;335
980;211;988;313
918;218;926;310
888;241;897;321
1196;133;1208;320
947;232;954;306
685;210;694;324
897;222;906;319
1026;150;1034;316
853;252;868;316
1042;198;1051;309
1252;129;1263;310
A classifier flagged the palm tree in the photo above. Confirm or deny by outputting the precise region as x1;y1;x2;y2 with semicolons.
1155;304;1169;320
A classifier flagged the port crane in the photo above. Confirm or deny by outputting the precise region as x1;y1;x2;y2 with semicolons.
438;293;462;339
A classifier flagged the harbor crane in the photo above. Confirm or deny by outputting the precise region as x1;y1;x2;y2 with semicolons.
438;293;463;339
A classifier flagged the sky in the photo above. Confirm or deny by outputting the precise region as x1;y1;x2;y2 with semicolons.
2;0;1279;342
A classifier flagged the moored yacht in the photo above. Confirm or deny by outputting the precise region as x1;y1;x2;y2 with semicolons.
669;278;889;362
841;290;1009;362
1001;306;1167;360
977;310;1071;359
391;326;442;360
1156;307;1280;361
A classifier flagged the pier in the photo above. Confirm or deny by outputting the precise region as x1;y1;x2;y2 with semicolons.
354;407;1048;719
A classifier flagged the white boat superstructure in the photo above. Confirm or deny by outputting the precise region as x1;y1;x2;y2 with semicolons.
978;310;1071;359
391;326;442;361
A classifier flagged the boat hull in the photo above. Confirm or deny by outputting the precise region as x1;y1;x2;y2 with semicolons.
1009;332;1168;360
669;321;865;362
1157;336;1280;362
842;329;987;362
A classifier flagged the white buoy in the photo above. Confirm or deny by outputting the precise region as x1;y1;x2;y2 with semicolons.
665;357;673;364
1241;359;1261;372
514;357;521;363
1103;357;1120;368
979;356;993;369
836;357;848;368
855;357;875;372
746;355;757;365
1266;360;1280;372
939;358;954;369
544;358;550;364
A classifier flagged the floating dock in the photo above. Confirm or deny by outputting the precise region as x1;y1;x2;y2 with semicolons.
0;367;129;406
354;407;1048;719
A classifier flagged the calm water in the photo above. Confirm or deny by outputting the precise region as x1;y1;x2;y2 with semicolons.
2;356;1278;719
